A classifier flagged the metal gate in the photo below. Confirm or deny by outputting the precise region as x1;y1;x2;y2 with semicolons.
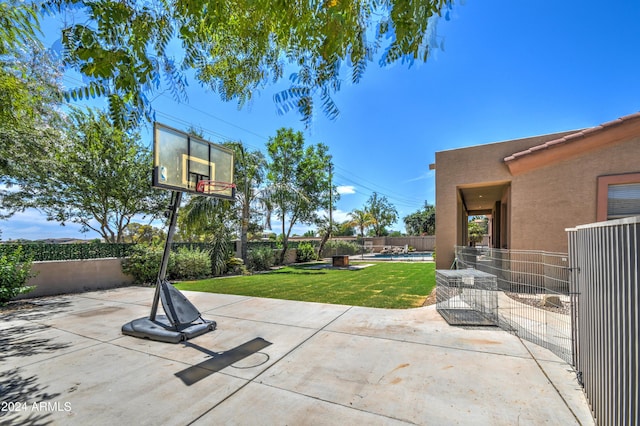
567;216;639;426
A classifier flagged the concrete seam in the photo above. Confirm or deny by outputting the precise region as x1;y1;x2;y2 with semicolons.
517;335;583;425
256;381;418;425
325;328;535;361
185;305;355;426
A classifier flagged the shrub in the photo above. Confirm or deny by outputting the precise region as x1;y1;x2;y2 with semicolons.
123;245;216;283
296;242;317;263
122;245;163;284
226;257;249;275
247;246;275;271
171;247;211;280
0;246;36;305
320;240;360;257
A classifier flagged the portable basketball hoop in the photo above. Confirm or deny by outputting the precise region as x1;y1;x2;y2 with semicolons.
122;123;236;344
196;180;236;195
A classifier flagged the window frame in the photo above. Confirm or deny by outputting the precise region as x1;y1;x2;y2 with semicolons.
596;173;640;221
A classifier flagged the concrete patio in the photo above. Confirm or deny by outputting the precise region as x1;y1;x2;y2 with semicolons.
1;286;593;425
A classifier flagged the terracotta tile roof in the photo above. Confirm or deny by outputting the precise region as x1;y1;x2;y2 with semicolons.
504;112;640;175
504;112;640;162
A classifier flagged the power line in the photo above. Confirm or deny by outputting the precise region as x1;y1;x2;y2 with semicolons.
60;75;428;212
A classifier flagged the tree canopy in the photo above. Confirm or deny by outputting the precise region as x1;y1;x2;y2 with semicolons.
2;108;167;242
0;3;64;191
403;202;435;235
364;192;398;236
266;127;334;263
44;0;453;127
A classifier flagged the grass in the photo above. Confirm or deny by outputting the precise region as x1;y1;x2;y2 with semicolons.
175;262;436;309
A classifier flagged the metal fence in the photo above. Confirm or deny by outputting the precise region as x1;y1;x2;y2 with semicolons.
454;246;573;364
567;216;639;426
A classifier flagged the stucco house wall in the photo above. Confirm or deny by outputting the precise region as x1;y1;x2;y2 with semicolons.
434;113;640;269
434;131;576;268
509;134;640;252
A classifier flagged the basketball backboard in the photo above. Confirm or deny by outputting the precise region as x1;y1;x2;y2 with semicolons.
152;122;235;199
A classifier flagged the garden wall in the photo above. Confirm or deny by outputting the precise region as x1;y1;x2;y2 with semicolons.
16;258;134;299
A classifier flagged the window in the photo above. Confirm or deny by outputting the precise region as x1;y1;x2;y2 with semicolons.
608;183;640;219
597;173;640;221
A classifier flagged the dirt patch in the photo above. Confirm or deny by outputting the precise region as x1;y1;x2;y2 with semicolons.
422;288;437;306
0;301;39;315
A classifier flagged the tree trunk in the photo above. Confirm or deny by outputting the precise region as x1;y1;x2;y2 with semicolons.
317;232;330;259
279;216;287;264
240;200;250;262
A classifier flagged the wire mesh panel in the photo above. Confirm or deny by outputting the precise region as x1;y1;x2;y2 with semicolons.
436;269;498;326
454;246;573;364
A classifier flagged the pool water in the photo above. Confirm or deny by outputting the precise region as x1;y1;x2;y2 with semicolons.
372;252;433;259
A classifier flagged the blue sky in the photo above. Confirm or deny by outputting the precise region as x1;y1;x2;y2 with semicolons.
2;0;640;241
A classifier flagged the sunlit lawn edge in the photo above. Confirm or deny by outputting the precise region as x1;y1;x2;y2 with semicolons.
175;261;436;309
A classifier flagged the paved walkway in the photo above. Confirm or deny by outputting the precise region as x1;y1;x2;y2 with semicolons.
1;287;593;425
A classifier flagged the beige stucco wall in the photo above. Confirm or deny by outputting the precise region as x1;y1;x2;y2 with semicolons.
436;131;640;269
16;258;134;299
435;131;576;268
509;134;640;253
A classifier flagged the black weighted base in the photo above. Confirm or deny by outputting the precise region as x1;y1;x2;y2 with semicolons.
122;315;216;344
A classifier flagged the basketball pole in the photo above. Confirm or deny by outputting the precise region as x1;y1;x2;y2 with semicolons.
150;190;183;321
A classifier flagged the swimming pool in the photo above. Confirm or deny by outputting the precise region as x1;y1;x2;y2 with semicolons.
370;251;434;260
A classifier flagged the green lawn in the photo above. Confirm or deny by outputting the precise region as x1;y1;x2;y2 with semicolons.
175;262;436;309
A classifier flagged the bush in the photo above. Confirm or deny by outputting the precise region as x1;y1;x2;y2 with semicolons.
123;245;214;283
226;257;249;275
247;246;275;271
296;242;317;263
0;246;36;305
320;240;361;257
122;245;163;284
171;247;212;280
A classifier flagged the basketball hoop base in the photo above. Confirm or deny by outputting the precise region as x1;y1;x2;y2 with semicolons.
123;280;216;344
122;316;216;344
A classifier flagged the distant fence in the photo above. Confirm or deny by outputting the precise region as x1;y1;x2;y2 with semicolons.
366;236;436;252
454;246;572;364
567;216;639;426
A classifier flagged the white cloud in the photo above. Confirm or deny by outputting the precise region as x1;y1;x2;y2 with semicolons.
316;209;351;223
336;185;356;195
332;209;351;223
404;170;434;183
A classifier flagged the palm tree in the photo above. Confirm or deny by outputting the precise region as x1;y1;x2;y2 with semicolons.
178;196;235;275
346;209;376;257
347;208;376;241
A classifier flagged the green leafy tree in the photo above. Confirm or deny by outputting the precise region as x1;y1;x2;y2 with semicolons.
335;221;355;237
44;0;452;127
468;216;488;246
1;12;65;204
122;223;166;244
364;192;398;236
265;128;334;264
403;202;436;235
2;108;167;242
